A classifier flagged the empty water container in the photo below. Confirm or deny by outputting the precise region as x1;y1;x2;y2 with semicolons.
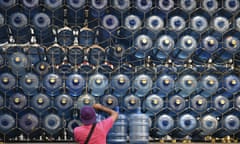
9;93;27;111
113;0;130;11
43;73;63;96
202;0;218;13
20;72;39;96
31;93;50;111
169;95;186;112
34;61;50;76
133;74;153;97
78;28;95;47
178;113;197;132
19;113;39;133
155;74;175;96
102;14;119;31
0;113;15;133
43;113;62;134
156;114;175;137
129;108;150;144
123;95;141;112
9;12;31;43
76;94;96;109
134;34;153;59
55;94;73;111
26;46;45;65
46;45;65;65
199;75;219;97
176;74;198;98
66;73;85;97
107;107;128;144
191;95;208;112
124;15;142;31
158;0;174;11
213;95;230;112
111;74;130;97
0;72;16;92
102;95;118;109
143;94;164;115
8;52;29;76
67;46;84;65
180;0;197;12
200;114;219;136
89;73;108;97
135;0;152;12
32;12;55;46
57;27;74;46
223;74;240;94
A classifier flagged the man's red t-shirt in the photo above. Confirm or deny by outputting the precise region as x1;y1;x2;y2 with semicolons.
74;117;114;144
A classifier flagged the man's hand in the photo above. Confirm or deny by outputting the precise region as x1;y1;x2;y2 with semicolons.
93;103;102;110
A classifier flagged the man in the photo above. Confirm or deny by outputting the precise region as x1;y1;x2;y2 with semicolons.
74;103;118;144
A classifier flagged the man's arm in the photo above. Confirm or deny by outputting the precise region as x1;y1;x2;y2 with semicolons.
93;104;119;122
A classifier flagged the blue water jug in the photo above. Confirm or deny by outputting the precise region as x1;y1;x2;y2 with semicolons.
78;28;95;47
31;93;50;112
176;74;198;98
158;0;174;11
102;14;119;31
66;0;85;26
135;0;152;12
202;0;218;13
26;46;45;65
113;0;130;11
19;113;39;133
57;27;74;46
134;34;153;59
34;61;50;76
129;107;150;144
124;15;142;31
123;95;141;112
43;73;63;96
9;93;27;111
0;72;16;92
155;74;175;96
180;0;197;12
133;74;153;97
20;72;39;96
107;107;128;144
178;113;197;132
200;114;219;136
111;74;130;97
191;95;208;112
43;113;62;134
89;73;108;97
55;94;73;111
66;73;85;97
102;95;118;109
67;46;84;65
0;113;15;133
224;0;239;12
143;94;164;115
67;119;82;135
223;114;240;132
8;52;29;76
199;75;219;97
76;94;96;109
169;95;186;112
223;74;240;93
0;0;16;8
155;114;174;137
32;12;55;46
213;95;230;112
46;45;65;65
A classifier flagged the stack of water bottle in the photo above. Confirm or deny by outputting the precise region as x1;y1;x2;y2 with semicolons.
0;0;240;143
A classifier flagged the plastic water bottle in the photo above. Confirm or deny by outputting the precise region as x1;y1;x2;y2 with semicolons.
26;46;45;65
124;15;142;31
0;113;15;133
0;13;9;44
169;95;186;112
169;15;186;32
200;114;219;136
102;95;118;109
143;94;164;115
88;45;105;65
155;74;175;96
57;27;74;46
202;0;218;13
153;35;174;63
44;0;64;27
134;34;153;59
191;95;208;112
178;113;197;133
176;74;198;98
32;12;55;46
34;61;50;76
102;14;119;31
43;113;62;134
78;27;95;47
31;93;50;112
19;72;39;96
158;0;174;11
66;73;85;97
180;0;197;12
0;0;16;8
155;114;174;137
46;45;65;65
224;0;239;12
0;72;16;92
123;95;141;112
135;0;152;13
8;52;29;76
76;94;96;109
129;107;150;144
9;93;27;111
107;107;128;144
67;46;84;65
213;16;229;33
89;73;108;97
191;15;208;32
113;0;130;11
19;113;39;133
199;75;219;97
223;74;240;94
55;94;73;111
213;95;230;112
66;0;85;26
223;114;240;132
111;74;130;97
9;12;31;44
133;74;153;97
43;73;63;96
